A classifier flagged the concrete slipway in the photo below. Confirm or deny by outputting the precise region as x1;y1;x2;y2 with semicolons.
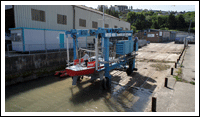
5;42;196;112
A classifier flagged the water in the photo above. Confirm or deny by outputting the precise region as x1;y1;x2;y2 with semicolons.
5;75;112;112
5;72;153;112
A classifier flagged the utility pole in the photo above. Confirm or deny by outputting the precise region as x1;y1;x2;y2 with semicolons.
103;5;104;28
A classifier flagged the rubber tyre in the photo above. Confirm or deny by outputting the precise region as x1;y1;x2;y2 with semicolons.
72;76;81;81
126;68;132;76
102;77;110;90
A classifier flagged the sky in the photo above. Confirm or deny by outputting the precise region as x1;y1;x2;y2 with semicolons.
83;1;197;12
85;5;195;12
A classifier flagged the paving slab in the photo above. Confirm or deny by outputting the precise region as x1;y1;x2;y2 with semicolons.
168;82;195;112
182;44;195;82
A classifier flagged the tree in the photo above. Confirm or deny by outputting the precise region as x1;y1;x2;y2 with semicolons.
151;19;159;29
176;14;186;29
131;25;136;33
126;11;137;25
168;13;177;29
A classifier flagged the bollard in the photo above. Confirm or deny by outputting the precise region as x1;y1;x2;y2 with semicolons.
175;62;177;68
152;97;157;112
7;44;9;56
171;68;174;75
164;78;168;87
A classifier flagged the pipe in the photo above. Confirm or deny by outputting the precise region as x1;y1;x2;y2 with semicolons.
95;36;98;70
67;37;69;67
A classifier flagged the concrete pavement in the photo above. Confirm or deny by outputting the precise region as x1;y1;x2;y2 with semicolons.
151;44;195;112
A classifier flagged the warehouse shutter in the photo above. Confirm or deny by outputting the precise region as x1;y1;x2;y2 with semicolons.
92;21;98;29
79;19;86;27
31;9;45;22
57;14;67;25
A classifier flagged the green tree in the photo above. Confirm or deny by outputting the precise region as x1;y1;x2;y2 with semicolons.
126;11;137;25
131;25;136;33
168;13;177;29
176;14;186;29
151;19;159;29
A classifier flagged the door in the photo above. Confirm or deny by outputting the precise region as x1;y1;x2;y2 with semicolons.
59;34;64;48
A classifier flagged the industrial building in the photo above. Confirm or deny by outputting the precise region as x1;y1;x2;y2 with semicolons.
6;5;130;52
137;29;176;43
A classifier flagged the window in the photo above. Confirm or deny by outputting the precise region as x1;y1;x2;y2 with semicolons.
79;19;86;27
105;24;109;28
114;25;117;28
92;21;98;28
31;9;45;22
121;27;124;30
125;28;128;30
57;14;67;25
11;33;22;42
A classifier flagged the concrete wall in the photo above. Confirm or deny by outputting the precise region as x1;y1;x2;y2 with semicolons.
5;51;74;75
5;51;75;86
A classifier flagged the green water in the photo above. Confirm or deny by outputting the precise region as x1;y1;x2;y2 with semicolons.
5;76;112;112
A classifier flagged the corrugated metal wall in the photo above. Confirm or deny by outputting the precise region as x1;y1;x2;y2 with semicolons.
14;5;73;31
75;6;130;30
14;5;130;31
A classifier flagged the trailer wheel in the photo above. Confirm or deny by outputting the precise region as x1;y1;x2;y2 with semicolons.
102;77;110;90
72;76;81;81
126;68;132;76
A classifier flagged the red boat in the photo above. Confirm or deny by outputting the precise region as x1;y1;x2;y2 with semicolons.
66;60;103;77
55;58;104;77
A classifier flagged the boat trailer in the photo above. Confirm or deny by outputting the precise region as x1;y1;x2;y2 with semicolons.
56;27;138;89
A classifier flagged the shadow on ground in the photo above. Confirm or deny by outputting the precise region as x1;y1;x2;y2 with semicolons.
105;70;157;112
69;79;109;105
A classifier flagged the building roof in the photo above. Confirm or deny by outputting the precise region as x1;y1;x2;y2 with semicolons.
74;5;127;23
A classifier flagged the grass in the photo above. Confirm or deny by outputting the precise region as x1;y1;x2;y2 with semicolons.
138;59;175;63
173;75;182;82
173;68;195;85
190;81;195;85
150;63;170;71
176;68;182;75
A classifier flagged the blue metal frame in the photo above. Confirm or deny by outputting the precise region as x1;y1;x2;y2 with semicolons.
9;27;67;32
59;33;65;48
65;27;137;87
22;28;25;52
